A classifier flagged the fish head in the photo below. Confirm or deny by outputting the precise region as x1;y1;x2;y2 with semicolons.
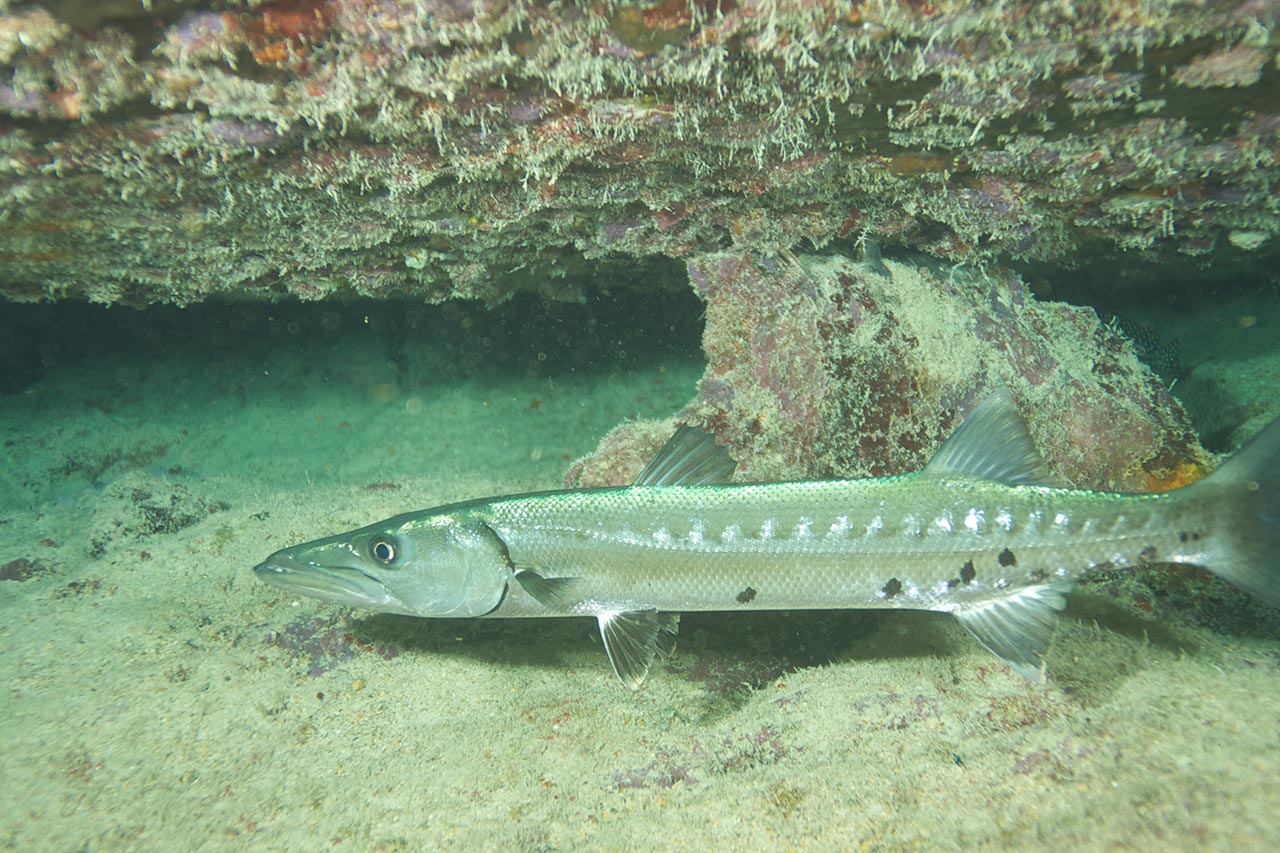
253;510;511;618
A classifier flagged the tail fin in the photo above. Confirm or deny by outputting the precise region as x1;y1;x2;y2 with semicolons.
1191;414;1280;608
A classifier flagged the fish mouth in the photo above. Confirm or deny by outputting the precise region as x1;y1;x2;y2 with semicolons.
253;550;393;610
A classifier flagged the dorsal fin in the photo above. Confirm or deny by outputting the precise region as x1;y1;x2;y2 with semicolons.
632;426;737;487
923;389;1054;486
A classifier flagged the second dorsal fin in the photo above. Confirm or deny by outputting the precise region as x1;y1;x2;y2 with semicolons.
632;426;737;487
923;389;1055;486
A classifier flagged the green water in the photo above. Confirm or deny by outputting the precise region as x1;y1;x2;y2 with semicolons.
1;276;1278;850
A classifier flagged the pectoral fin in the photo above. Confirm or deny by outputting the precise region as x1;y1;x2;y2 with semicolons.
598;610;680;689
954;582;1070;682
514;570;581;609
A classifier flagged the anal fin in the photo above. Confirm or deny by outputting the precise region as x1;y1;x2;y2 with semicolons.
954;582;1070;682
598;610;680;690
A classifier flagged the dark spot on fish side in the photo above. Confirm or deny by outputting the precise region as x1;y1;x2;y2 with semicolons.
1138;546;1159;565
736;586;757;604
1028;568;1048;582
998;548;1017;567
960;560;976;584
882;578;903;599
1178;530;1202;543
947;577;961;591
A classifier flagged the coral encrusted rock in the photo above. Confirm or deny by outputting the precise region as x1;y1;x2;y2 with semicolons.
569;251;1208;491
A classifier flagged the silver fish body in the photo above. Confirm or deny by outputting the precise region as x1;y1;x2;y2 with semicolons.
481;478;1199;617
254;390;1280;688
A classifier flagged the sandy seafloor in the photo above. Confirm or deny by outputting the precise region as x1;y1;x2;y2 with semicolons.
1;282;1278;851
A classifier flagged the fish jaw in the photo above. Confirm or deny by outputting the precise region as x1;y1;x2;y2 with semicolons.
253;547;413;614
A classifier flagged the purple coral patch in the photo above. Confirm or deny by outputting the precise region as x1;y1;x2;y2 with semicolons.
267;614;402;677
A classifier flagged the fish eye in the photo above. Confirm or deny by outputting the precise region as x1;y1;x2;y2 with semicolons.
368;535;398;565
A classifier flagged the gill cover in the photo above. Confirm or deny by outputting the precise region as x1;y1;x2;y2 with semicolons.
369;511;513;617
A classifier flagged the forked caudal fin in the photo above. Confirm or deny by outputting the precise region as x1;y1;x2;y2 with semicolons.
1182;413;1280;610
949;398;1280;683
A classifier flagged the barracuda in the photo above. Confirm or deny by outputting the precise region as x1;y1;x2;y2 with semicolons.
254;390;1280;688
